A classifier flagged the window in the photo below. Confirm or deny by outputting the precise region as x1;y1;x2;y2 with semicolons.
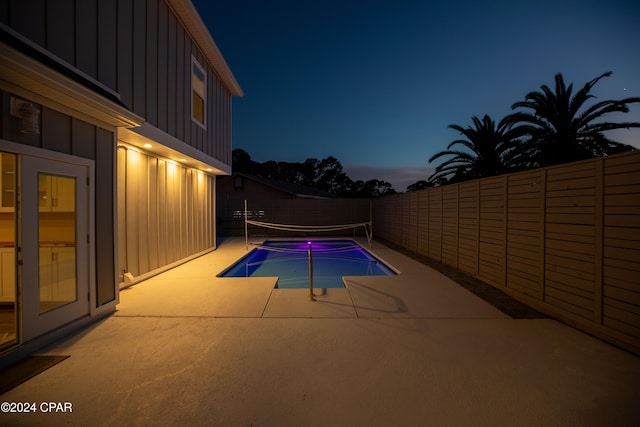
191;56;206;128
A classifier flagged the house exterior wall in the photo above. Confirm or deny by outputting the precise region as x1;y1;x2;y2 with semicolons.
1;0;238;284
1;0;234;166
0;90;117;307
0;0;239;362
117;146;216;286
372;151;640;355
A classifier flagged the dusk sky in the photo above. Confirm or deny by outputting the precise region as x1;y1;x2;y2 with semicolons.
193;0;640;191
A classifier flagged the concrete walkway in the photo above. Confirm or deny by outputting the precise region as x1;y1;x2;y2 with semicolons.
1;238;639;426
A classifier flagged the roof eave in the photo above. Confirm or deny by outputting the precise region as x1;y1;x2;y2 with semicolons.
0;41;144;129
168;0;243;97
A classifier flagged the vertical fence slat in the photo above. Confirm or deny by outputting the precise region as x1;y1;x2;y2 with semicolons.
475;180;480;277
456;184;460;269
595;159;604;323
503;175;508;288
539;169;547;301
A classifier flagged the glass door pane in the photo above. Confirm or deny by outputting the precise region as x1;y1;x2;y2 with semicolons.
38;174;77;313
0;152;17;350
21;155;89;342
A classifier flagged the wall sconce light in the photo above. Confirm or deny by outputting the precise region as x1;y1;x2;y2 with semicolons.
10;96;41;134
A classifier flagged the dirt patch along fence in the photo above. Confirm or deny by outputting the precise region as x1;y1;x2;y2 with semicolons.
372;151;640;355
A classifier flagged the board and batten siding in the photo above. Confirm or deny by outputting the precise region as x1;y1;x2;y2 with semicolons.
373;150;640;355
1;0;233;166
117;146;215;282
0;90;117;307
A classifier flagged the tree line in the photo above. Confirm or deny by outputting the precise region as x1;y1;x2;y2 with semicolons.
232;149;397;197
233;72;639;196
428;71;640;185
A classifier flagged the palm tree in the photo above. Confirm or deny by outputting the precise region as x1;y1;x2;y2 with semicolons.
507;71;640;168
428;115;523;184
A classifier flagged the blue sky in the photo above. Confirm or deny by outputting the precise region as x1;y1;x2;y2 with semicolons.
193;0;640;191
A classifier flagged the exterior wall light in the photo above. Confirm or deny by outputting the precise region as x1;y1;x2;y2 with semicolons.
10;96;41;134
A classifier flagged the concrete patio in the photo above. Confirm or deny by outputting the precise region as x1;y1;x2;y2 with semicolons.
1;237;639;426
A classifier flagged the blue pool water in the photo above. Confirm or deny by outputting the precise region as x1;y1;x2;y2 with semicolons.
218;240;396;288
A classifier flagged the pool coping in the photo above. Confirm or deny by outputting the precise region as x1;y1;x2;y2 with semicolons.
216;238;399;290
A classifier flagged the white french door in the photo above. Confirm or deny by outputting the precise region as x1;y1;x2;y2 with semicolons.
20;156;90;342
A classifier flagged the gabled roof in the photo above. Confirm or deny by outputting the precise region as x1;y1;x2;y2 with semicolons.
227;173;337;199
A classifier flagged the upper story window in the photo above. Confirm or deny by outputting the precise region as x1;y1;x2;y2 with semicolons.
191;56;206;129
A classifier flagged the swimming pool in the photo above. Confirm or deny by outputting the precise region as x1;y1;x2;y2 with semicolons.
218;240;396;288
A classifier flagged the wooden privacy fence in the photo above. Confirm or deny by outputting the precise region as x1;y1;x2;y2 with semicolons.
218;198;372;237
372;151;640;354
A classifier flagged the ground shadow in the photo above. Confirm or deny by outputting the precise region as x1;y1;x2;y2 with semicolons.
345;280;409;315
376;239;546;319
